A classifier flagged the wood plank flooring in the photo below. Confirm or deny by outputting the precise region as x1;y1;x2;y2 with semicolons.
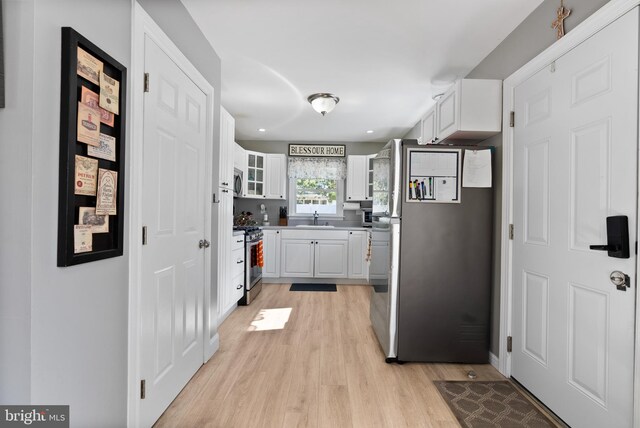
154;284;506;428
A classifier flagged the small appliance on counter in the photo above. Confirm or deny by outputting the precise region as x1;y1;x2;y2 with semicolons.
278;206;288;226
361;208;373;227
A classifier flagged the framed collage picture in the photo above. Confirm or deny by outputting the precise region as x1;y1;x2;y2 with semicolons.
57;27;127;266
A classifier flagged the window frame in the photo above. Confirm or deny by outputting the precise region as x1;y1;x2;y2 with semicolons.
288;177;345;219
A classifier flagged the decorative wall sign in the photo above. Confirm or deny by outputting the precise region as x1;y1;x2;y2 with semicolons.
58;27;127;266
288;144;346;157
552;0;571;39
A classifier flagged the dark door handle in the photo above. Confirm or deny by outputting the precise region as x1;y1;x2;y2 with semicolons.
237;284;243;290
589;215;630;259
589;245;620;251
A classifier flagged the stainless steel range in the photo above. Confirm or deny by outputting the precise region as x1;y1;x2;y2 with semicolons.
234;226;263;305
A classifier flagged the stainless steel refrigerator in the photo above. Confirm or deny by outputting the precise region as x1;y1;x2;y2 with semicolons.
369;139;493;363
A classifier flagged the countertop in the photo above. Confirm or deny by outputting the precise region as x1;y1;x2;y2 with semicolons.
261;225;371;231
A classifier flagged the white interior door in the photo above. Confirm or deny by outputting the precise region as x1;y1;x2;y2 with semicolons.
512;8;638;427
140;35;207;427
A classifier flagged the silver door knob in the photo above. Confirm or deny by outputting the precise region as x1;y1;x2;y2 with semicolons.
610;271;630;291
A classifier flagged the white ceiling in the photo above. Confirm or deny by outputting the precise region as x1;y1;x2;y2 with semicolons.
181;0;544;143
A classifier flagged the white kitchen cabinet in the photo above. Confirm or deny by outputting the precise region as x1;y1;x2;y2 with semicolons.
314;239;348;278
217;190;239;323
436;79;502;142
264;154;287;200
245;151;266;198
348;230;369;279
421;107;437;144
281;239;315;277
233;142;246;171
263;229;281;278
346;155;368;201
278;228;367;279
218;107;234;190
367;154;375;200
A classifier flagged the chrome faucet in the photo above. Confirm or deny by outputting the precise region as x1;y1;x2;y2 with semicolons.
313;211;319;225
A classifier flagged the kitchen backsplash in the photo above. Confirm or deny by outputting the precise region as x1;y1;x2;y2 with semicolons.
233;198;371;227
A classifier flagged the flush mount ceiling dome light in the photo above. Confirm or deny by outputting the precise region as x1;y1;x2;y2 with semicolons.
307;93;340;116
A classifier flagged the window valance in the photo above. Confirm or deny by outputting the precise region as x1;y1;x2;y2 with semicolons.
288;157;347;180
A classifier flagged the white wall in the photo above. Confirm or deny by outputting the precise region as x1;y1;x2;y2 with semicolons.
0;0;131;425
29;1;132;426
0;0;35;405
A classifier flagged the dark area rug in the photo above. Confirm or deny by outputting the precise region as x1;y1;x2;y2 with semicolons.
435;381;557;427
289;283;337;292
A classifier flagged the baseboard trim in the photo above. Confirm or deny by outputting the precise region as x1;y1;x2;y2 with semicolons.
490;352;500;371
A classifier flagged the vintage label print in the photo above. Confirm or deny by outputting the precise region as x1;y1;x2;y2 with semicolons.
79;207;109;234
77;101;101;147
74;225;93;253
95;169;117;215
74;155;99;196
87;133;116;162
81;86;115;127
77;47;103;85
99;71;120;115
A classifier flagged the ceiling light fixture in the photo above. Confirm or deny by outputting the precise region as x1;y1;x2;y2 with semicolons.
258;128;266;132
366;130;374;134
307;93;340;116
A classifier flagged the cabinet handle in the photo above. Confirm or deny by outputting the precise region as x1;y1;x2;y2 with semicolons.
236;239;244;243
237;260;244;264
237;284;243;290
222;189;229;193
222;182;229;186
263;195;266;198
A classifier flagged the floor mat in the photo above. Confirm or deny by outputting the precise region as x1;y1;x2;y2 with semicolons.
289;283;337;292
434;381;558;427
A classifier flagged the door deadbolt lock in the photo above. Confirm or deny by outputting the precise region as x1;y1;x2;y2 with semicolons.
610;271;630;291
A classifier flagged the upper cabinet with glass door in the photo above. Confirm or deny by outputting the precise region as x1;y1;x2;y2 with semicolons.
245;151;265;198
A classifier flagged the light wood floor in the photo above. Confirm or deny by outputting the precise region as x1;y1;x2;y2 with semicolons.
154;284;506;428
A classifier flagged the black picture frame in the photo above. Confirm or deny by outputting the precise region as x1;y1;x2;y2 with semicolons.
57;27;127;267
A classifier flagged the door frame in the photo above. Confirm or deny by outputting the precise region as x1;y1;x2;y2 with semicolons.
499;0;640;426
127;3;217;427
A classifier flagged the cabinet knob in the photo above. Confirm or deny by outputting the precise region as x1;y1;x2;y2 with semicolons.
311;241;314;244
315;241;318;244
348;197;351;200
350;232;353;234
276;231;279;234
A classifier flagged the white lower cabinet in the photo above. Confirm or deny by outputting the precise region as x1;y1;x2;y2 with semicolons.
314;239;348;278
348;230;368;279
281;239;315;277
219;230;245;323
275;229;367;279
263;229;281;278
